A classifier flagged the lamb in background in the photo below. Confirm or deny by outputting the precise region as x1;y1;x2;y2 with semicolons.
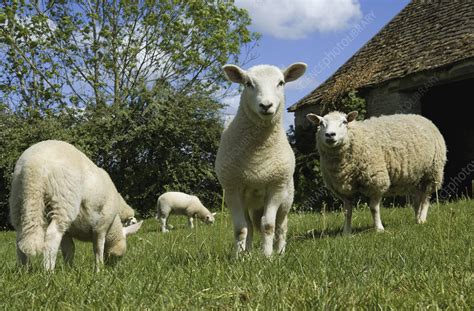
9;140;142;271
306;111;446;234
156;191;216;233
215;62;307;257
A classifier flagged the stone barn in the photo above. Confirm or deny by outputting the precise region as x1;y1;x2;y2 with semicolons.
288;1;474;198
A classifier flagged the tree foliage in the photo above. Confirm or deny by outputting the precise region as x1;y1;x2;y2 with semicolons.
0;0;257;108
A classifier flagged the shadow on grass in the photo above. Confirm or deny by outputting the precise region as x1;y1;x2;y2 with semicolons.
289;225;375;242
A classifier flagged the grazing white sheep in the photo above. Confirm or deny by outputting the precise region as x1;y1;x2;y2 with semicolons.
9;140;143;271
215;62;307;257
306;111;446;234
156;192;216;233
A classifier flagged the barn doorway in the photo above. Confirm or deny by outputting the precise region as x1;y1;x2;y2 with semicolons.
421;78;474;199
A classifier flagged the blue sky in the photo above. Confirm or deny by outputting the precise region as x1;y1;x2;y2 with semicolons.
223;0;410;128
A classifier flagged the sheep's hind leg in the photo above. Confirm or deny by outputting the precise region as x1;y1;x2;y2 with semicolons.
188;217;194;229
275;208;288;255
412;193;422;220
369;196;384;232
43;219;66;271
245;209;256;251
342;199;353;235
60;233;75;267
227;190;247;258
15;234;29;267
416;194;430;224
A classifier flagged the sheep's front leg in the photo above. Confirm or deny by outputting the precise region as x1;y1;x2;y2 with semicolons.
227;190;247;258
43;220;65;271
262;188;288;257
159;217;169;233
369;196;384;232
188;217;194;229
60;233;75;267
92;231;106;272
261;206;278;257
343;199;353;235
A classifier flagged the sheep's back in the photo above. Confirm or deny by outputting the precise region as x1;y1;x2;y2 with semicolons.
12;140;121;239
158;192;194;211
351;114;445;195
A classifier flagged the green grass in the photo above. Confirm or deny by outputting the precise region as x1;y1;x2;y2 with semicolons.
0;200;472;309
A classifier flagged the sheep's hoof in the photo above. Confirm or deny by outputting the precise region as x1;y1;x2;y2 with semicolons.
375;227;385;233
263;251;273;258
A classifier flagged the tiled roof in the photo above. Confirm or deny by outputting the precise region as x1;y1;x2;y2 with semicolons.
289;1;474;112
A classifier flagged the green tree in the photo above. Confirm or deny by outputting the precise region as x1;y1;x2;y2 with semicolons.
1;0;257;110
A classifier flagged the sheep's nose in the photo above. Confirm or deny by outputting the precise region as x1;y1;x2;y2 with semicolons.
259;103;273;111
325;132;336;138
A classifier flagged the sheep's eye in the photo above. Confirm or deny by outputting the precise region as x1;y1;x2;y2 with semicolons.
245;81;254;88
278;81;285;87
342;120;348;125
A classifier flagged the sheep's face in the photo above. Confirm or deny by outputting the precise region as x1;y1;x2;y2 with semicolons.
105;220;143;265
204;212;217;224
307;111;358;148
105;239;126;265
223;63;307;121
123;217;137;227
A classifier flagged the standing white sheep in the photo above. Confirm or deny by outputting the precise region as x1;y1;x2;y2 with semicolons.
9;140;143;271
306;111;446;234
156;191;216;233
215;62;307;257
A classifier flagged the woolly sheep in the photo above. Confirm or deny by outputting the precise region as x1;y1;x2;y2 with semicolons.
215;62;307;257
156;191;216;233
9;140;143;271
306;111;446;234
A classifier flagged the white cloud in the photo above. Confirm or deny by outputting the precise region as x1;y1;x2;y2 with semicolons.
235;0;362;39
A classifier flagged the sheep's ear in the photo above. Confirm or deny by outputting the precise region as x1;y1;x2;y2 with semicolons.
123;220;143;237
223;64;248;84
346;111;358;122
283;62;307;82
211;212;217;216
306;113;323;125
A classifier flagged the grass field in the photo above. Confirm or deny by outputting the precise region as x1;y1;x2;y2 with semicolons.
0;200;472;309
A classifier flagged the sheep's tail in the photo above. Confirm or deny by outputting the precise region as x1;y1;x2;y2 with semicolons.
155;199;161;220
10;170;47;257
430;128;448;191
